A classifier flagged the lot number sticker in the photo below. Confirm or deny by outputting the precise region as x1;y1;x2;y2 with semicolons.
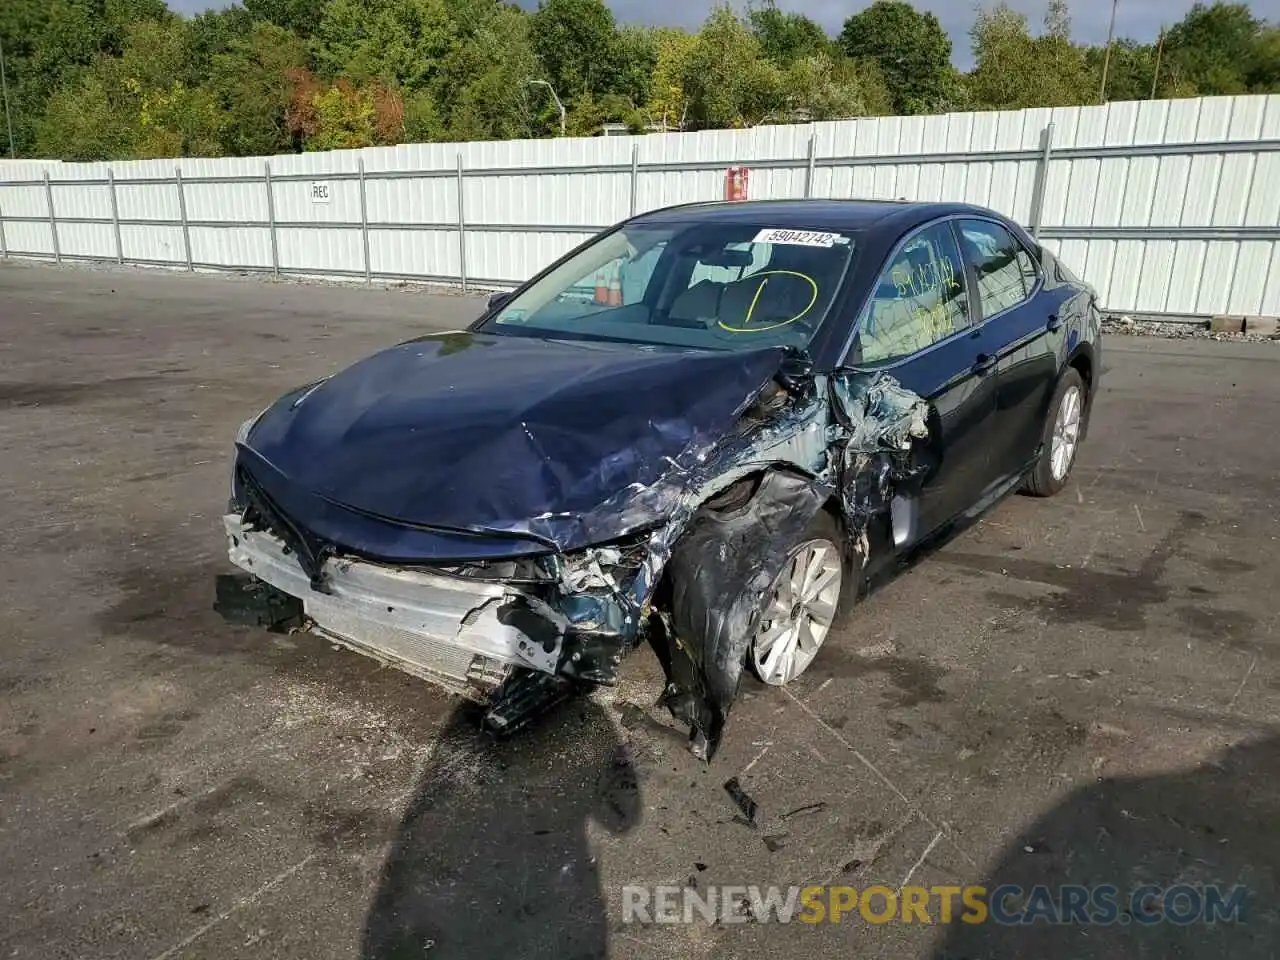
753;228;844;247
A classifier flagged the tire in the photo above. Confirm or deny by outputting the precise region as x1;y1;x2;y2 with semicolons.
748;511;845;686
1024;368;1087;498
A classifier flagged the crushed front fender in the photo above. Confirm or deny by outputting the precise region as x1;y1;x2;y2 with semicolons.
661;470;830;760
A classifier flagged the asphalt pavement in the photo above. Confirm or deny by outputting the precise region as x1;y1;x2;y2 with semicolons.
2;260;1278;959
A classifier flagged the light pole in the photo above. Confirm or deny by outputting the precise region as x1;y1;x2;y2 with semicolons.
0;34;15;158
1098;0;1120;104
1151;26;1165;99
527;79;566;137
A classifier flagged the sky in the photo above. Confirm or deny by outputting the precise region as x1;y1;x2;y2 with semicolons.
165;0;1280;68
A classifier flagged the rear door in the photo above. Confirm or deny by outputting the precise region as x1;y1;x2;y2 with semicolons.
844;219;999;537
955;218;1064;479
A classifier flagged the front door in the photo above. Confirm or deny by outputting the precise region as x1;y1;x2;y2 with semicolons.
955;218;1065;479
844;220;1000;538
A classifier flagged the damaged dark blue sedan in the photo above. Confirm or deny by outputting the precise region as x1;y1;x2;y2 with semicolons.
218;199;1101;758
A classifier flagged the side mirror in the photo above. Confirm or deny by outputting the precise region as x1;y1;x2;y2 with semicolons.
488;291;513;312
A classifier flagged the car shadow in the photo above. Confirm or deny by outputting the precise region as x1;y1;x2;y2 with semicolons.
933;734;1280;959
361;696;640;960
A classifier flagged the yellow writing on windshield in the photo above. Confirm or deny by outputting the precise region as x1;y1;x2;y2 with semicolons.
717;270;819;334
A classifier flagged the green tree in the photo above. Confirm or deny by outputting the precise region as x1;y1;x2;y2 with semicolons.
529;0;620;103
313;0;540;142
35;17;226;160
35;63;136;160
117;16;188;91
103;0;175;50
210;22;310;155
1;0;173;155
16;0;112;154
187;7;256;80
680;6;783;129
1164;2;1275;94
403;87;443;142
838;0;951;114
436;4;542;140
0;0;52;153
780;51;892;120
133;81;226;157
1087;39;1158;102
645;27;697;130
612;25;659;110
18;0;1280;156
119;16;226;156
1249;26;1280;91
934;65;974;113
749;0;831;66
967;2;1094;110
308;80;377;149
243;0;331;39
312;0;457;88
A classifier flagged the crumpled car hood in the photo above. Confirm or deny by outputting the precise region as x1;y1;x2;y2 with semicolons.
239;332;788;559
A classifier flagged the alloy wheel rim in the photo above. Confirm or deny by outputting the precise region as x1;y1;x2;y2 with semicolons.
752;540;842;686
1050;385;1083;482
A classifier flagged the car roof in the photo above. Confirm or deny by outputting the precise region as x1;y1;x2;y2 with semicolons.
630;199;1004;235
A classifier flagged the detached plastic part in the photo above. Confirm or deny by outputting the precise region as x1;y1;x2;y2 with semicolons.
213;573;304;631
483;669;578;736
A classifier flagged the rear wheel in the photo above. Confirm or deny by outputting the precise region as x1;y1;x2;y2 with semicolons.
1024;368;1086;497
749;512;844;686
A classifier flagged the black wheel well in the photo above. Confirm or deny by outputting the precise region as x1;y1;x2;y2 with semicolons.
1069;350;1093;395
821;493;844;525
650;466;827;608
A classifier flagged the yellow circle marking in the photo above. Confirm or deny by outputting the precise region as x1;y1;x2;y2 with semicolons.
716;270;819;333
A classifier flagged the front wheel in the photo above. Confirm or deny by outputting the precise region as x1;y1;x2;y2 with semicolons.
749;513;844;685
1024;368;1087;497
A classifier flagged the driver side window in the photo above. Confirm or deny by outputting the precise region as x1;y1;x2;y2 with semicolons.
859;222;970;364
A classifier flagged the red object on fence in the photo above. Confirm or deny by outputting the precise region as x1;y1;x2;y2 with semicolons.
725;166;750;202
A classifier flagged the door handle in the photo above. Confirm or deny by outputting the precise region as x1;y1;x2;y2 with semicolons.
973;353;996;375
1046;314;1063;332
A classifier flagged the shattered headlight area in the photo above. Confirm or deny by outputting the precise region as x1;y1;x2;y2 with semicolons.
482;536;656;684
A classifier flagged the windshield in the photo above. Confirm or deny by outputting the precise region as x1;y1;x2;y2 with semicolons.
480;220;858;352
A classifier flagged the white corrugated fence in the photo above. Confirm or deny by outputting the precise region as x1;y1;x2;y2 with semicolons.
3;94;1279;319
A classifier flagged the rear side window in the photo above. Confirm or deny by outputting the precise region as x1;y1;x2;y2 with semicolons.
859;222;970;364
958;220;1038;318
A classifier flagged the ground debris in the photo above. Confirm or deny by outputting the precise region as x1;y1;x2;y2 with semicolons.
1103;314;1280;342
723;777;759;827
779;801;827;822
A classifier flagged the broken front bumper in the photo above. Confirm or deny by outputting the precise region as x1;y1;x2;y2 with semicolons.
222;514;561;696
